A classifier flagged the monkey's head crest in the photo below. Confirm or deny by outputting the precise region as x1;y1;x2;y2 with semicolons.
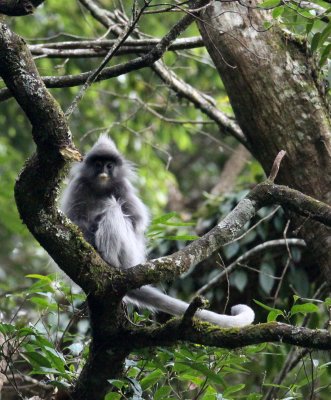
88;134;119;156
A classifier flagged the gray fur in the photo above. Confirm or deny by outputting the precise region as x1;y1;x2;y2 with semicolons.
61;135;254;327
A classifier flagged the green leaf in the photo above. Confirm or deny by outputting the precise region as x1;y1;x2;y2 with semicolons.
22;351;52;369
247;394;263;400
223;383;245;396
232;270;248;293
44;347;66;373
254;299;281;312
30;296;52;308
272;6;284;18
259;0;281;8
306;20;314;35
107;379;125;389
311;32;321;52
162;221;195;227
324;297;331;307
104;393;121;400
319;23;331;48
25;274;52;282
290;303;319;315
319;43;331;66
267;309;284;322
16;327;36;337
163;235;198;241
259;263;275;295
154;386;172;400
0;323;16;335
223;241;240;259
152;212;178;224
182;362;226;386
140;369;163;390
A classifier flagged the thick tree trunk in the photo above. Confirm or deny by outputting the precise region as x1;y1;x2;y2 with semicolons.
198;2;331;279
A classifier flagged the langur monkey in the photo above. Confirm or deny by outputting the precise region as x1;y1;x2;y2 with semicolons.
61;135;254;327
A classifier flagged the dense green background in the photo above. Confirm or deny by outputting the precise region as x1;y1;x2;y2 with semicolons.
0;1;330;399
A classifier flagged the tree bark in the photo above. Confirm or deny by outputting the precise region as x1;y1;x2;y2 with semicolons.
198;2;331;280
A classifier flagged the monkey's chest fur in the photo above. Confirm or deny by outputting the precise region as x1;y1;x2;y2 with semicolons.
67;179;143;269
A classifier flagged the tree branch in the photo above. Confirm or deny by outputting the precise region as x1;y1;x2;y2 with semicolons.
65;1;149;118
28;37;205;57
121;321;331;351
123;180;331;291
95;3;249;146
0;1;201;102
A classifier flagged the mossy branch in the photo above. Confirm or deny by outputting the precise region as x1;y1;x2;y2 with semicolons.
122;320;331;351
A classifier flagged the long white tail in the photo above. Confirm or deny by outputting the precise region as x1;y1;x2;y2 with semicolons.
126;286;254;328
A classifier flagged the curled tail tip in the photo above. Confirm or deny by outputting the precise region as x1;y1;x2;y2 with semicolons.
230;304;255;325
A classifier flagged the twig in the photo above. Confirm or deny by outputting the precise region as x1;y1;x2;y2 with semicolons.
196;239;306;295
268;150;286;182
65;1;149;118
272;220;292;306
103;6;249;146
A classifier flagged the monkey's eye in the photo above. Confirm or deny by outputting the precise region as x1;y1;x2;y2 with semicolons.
95;160;103;169
106;162;114;171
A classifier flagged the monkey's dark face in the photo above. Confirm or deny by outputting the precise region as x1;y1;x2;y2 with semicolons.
83;153;124;192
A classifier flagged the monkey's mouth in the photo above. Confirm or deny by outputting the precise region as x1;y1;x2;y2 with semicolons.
98;173;109;181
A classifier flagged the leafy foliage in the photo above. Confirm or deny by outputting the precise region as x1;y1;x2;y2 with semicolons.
1;275;330;399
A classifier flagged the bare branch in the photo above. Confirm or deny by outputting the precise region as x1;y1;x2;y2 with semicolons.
0;0;202;103
28;37;205;58
82;0;249;146
152;61;248;145
65;1;149;118
196;238;306;295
